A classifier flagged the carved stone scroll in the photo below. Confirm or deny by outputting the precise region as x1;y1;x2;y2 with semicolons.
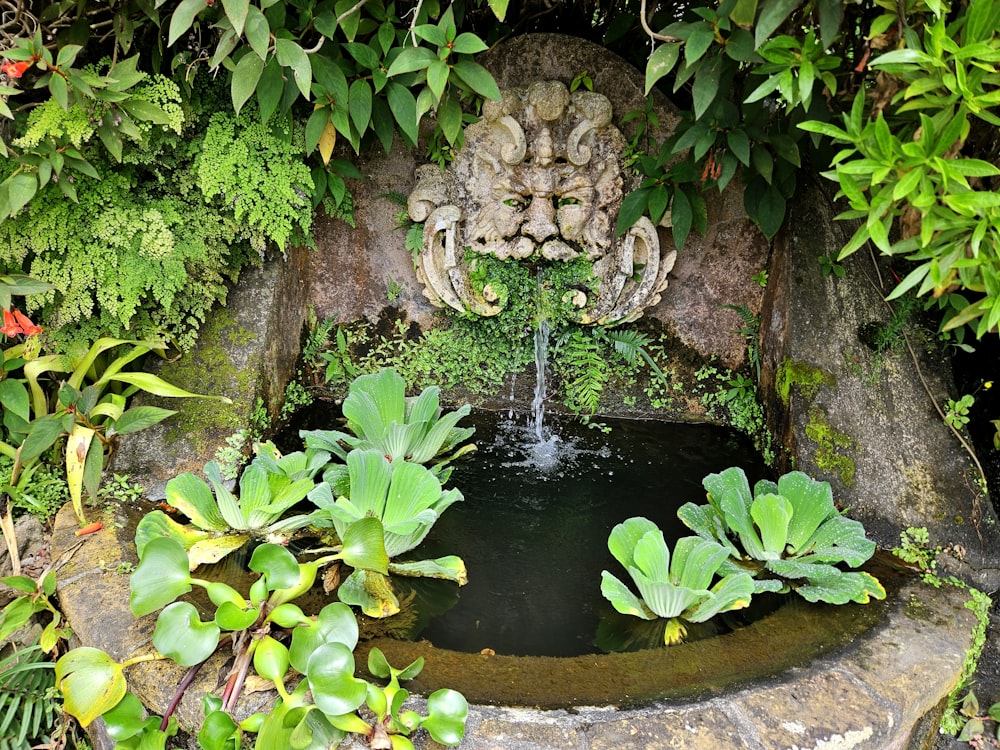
408;80;677;325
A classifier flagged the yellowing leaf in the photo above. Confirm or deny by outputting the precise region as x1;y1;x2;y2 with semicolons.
66;423;95;523
319;120;337;166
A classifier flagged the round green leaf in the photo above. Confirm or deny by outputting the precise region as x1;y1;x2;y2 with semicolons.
101;692;150;741
289;601;359;673
339;516;389;573
267;603;310;628
199;709;240;750
249;543;300;590
129;537;193;617
306;642;368;717
153;601;222;666
55;647;127;728
422;688;469;746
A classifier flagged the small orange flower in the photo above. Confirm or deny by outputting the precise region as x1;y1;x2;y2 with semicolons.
1;60;31;79
0;309;21;337
12;309;41;337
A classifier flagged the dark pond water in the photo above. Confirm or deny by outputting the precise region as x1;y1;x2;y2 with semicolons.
283;406;770;657
409;410;770;656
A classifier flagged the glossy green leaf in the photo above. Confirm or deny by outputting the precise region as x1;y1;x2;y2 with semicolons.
167;0;207;47
129;537;193;617
422;689;469;746
114;405;177;434
199;709;240;750
232;52;264;114
645;43;680;94
337;569;400;618
289;601;359;673
339;516;390;573
450;61;500;100
387;47;437;76
387;82;419;147
274;38;311;99
215;600;260;630
253;635;289;682
754;0;802;47
306;642;368;716
153;601;221;666
349;78;373;136
245;6;270;59
249;543;300;590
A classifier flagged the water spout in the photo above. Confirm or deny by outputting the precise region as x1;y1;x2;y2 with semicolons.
530;316;550;443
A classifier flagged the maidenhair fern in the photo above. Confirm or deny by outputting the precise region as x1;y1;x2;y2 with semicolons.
0;645;58;750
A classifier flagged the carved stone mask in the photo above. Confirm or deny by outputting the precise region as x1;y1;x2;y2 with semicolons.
407;80;676;325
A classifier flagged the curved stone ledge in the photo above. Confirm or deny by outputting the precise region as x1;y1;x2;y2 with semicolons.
54;502;974;750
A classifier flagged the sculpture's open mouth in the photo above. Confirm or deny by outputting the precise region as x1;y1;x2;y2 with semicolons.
407;80;676;326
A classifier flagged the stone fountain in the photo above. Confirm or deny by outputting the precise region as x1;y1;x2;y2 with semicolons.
59;33;1000;750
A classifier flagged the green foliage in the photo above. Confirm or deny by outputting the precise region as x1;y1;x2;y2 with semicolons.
952;690;1000;744
600;516;755;645
303;368;476;478
0;571;70;653
946;394;975;430
134;441;329;568
0;643;59;750
307;449;467;617
799;0;1000;339
195;110;314;254
679;467;885;603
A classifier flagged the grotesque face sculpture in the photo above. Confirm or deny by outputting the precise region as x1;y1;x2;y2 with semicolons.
407;80;676;325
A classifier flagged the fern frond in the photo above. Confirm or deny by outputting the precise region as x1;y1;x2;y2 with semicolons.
378;190;408;207
0;645;58;750
602;329;653;364
555;330;610;416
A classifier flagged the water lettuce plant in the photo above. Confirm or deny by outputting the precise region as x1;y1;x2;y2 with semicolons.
600;517;755;645
134;442;330;568
301;367;475;483
678;467;885;604
307;448;467;618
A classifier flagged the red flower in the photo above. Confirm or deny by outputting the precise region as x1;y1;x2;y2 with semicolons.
1;309;21;337
1;308;42;338
1;60;31;79
12;310;40;337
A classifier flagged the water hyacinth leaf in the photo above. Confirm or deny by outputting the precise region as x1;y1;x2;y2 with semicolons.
199;709;240;750
422;689;469;746
600;571;654;619
165;472;228;532
101;692;150;741
153;602;222;666
339;516;390;573
249;543;300;590
215;600;260;630
389;556;468;584
269;561;319;608
267;603;310;628
55;647;127;727
253;635;290;682
306;642;368;717
289;602;359;673
129;537;193;617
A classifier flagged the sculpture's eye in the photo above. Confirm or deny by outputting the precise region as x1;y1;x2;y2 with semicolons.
555;196;582;209
502;195;528;208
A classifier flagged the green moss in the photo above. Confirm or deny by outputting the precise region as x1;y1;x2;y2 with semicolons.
805;406;855;485
903;594;937;623
776;358;836;406
159;309;259;453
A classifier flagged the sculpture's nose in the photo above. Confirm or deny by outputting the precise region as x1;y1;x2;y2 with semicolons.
522;195;557;242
